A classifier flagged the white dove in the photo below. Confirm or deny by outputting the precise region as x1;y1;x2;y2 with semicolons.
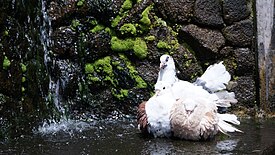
137;54;241;139
154;54;237;108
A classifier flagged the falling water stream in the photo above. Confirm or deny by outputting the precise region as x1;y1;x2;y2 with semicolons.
37;0;93;134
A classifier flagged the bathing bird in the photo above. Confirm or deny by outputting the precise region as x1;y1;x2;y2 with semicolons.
154;54;237;108
137;54;241;139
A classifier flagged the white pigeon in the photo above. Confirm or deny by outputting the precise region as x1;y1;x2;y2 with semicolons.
170;97;242;141
155;54;179;93
137;54;241;139
154;54;237;108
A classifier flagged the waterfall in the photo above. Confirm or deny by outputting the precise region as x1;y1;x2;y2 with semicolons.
36;0;93;135
256;0;275;112
40;0;66;115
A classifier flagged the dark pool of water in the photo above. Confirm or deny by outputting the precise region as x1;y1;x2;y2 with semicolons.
0;118;274;155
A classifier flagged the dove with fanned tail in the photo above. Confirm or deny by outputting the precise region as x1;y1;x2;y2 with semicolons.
137;54;242;139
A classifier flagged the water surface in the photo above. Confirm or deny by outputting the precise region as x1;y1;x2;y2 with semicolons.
0;118;274;155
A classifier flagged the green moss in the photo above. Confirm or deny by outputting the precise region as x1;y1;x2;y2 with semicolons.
22;87;25;93
122;0;132;11
171;40;177;45
77;0;85;7
3;30;9;36
21;63;27;73
153;16;167;27
90;24;105;33
145;35;156;41
88;75;100;82
3;56;10;70
111;37;147;59
85;56;116;86
85;63;94;74
90;19;98;26
133;38;147;59
22;77;26;83
71;19;80;29
111;36;134;52
93;56;113;75
120;23;136;35
104;27;116;36
140;5;153;26
119;54;147;88
111;15;122;28
185;59;193;68
157;41;171;49
112;88;129;100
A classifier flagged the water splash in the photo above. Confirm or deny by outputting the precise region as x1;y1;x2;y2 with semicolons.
35;118;96;136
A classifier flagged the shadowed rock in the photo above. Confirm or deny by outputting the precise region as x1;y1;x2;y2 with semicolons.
235;48;255;76
221;47;255;76
193;0;224;28
179;24;225;61
223;19;253;47
230;76;256;107
172;45;203;81
154;0;195;23
223;0;251;24
51;27;78;58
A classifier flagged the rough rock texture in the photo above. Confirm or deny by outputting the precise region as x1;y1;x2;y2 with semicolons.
230;76;256;107
223;19;253;47
234;48;255;76
193;0;224;28
220;46;256;77
51;27;78;58
179;24;225;61
172;45;203;81
154;0;195;23
223;0;251;24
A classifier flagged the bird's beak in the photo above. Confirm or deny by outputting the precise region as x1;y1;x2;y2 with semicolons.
160;62;167;69
155;89;160;96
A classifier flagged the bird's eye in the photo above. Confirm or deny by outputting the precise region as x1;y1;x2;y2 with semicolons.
165;56;169;62
163;87;166;90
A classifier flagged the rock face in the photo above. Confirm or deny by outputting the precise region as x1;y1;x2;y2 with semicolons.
193;0;224;28
234;48;255;76
0;0;257;137
179;24;225;62
230;76;256;107
223;19;253;47
223;0;251;24
154;0;195;23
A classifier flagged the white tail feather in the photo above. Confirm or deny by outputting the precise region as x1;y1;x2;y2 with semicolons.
217;114;243;135
218;113;240;125
215;91;238;104
214;91;238;107
196;62;231;93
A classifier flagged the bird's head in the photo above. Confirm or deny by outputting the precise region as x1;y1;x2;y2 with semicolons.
159;54;175;70
154;81;172;95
